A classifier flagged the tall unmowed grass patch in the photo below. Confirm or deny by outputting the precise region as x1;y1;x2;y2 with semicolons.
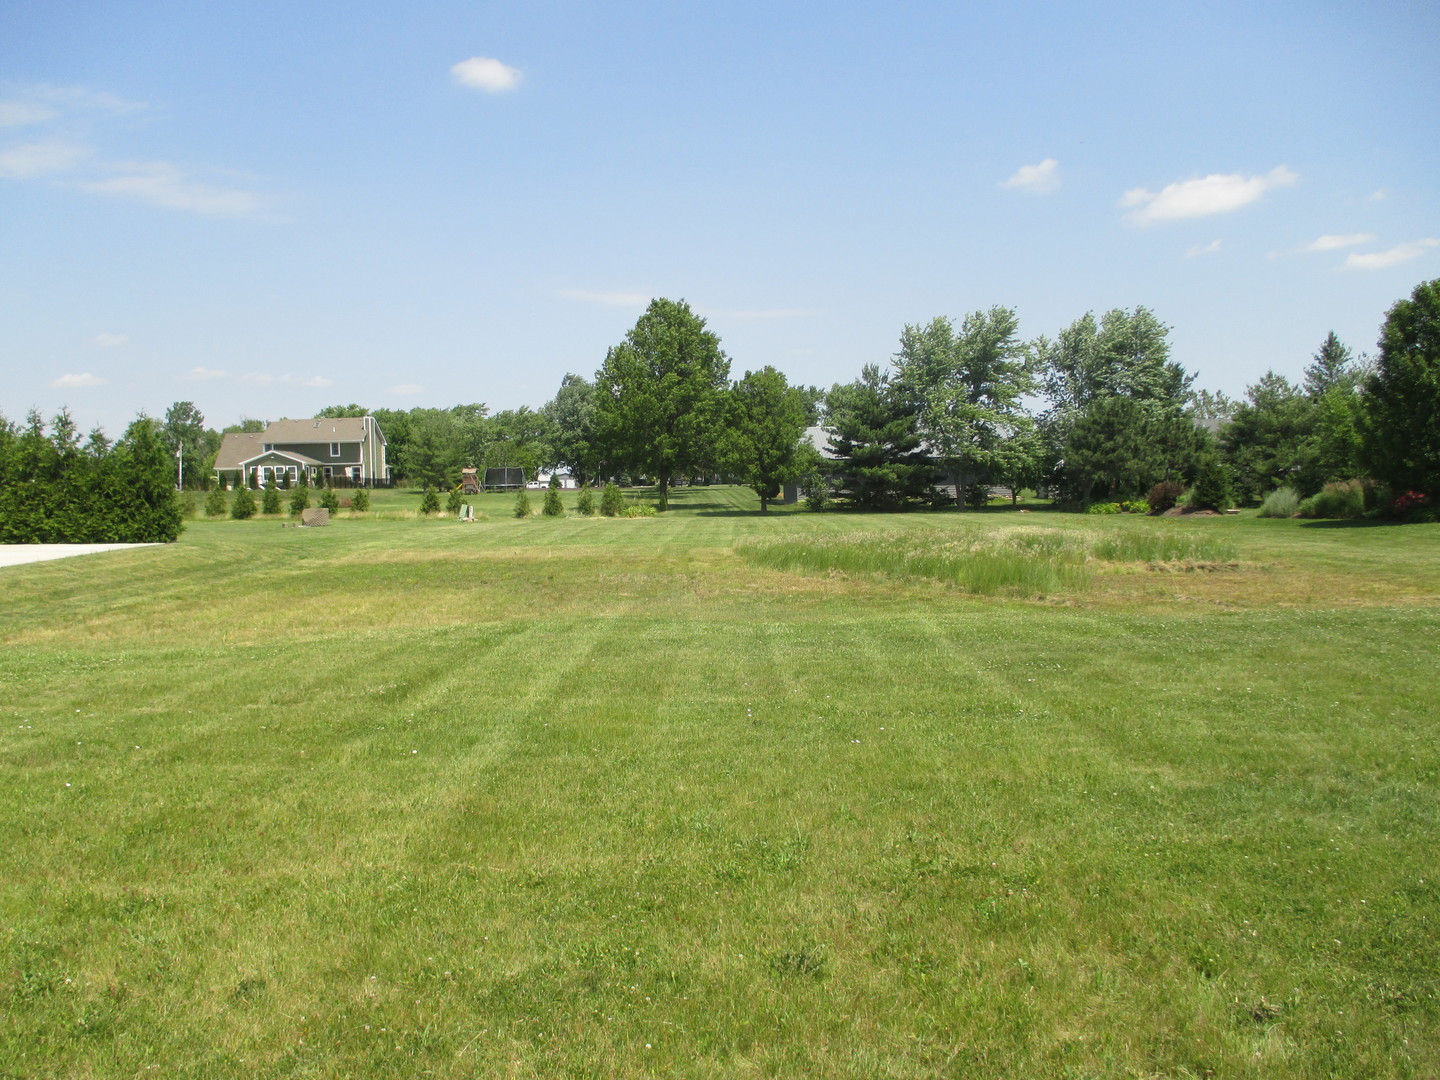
1258;487;1302;518
737;529;1092;596
739;524;1243;595
1088;529;1238;565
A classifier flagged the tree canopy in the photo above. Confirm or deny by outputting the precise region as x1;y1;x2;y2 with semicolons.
1360;278;1440;500
594;298;731;511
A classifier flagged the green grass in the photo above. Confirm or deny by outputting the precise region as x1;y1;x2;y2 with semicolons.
2;488;1438;1077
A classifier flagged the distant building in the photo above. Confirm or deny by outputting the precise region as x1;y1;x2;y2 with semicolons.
214;416;389;488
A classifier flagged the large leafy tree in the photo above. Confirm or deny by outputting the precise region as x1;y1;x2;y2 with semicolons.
163;401;209;489
824;365;934;508
1037;306;1190;428
399;408;463;490
893;306;1038;508
722;366;812;512
594;298;731;511
542;374;600;485
1360;278;1440;500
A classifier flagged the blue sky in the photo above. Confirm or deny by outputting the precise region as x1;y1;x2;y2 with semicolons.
3;0;1437;436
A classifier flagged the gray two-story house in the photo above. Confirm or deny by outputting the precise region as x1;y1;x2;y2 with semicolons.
214;416;389;488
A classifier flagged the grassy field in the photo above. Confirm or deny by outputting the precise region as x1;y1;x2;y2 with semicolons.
2;487;1438;1078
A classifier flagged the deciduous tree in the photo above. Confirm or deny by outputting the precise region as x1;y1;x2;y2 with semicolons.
594;298;730;511
1360;278;1440;500
722;366;812;512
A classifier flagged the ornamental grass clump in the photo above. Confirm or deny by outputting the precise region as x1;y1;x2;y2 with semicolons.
1297;479;1365;519
1257;487;1301;518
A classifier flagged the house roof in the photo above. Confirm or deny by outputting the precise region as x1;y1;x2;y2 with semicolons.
213;417;382;470
239;449;324;467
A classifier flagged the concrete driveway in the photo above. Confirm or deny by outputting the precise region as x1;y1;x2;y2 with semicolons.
0;544;164;568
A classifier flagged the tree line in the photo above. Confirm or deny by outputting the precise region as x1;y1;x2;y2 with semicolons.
0;411;184;543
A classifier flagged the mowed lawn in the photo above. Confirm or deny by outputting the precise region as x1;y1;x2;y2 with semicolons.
2;487;1437;1079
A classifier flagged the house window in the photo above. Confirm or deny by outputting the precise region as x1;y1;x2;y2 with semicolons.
330;443;340;457
263;443;273;452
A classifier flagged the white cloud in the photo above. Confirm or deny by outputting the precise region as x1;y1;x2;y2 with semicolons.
91;332;129;347
1001;158;1060;195
1185;239;1222;257
293;375;332;388
51;372;106;388
1368;188;1388;202
189;366;229;379
0;140;87;178
560;288;652;308
1121;165;1298;225
388;383;425;396
452;56;522;93
1306;233;1374;252
0;102;58;127
78;162;262;216
1344;239;1439;271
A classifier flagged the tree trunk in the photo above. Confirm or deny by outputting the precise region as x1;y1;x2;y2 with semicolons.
658;473;669;512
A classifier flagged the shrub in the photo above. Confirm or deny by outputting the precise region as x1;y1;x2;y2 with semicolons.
1146;480;1185;514
204;486;227;517
1086;502;1122;515
622;503;658;517
801;471;833;511
419;489;440;515
575;486;596;516
1123;499;1150;514
319;489;341;513
542;476;565;517
1298;479;1366;519
513;489;532;518
289;485;311;516
600;482;624;517
445;488;464;515
262;482;282;516
230;484;257;520
1188;454;1233;512
1257;487;1301;518
964;484;991;510
351;488;370;512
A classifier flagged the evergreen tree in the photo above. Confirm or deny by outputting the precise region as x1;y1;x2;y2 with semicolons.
289;482;311;516
542;474;565;516
351;488;370;512
230;480;257;519
600;482;624;517
262;480;282;515
204;485;228;517
446;487;464;515
513;489;532;517
419;488;440;515
824;365;935;508
1360;278;1440;500
575;485;596;516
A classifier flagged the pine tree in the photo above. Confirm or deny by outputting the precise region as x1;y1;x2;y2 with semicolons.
542;474;565;516
824;365;934;508
513;489;532;518
204;485;228;517
230;483;257;519
262;480;282;515
575;485;596;516
600;482;624;517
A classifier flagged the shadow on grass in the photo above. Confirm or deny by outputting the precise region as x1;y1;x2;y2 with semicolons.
1297;517;1409;529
